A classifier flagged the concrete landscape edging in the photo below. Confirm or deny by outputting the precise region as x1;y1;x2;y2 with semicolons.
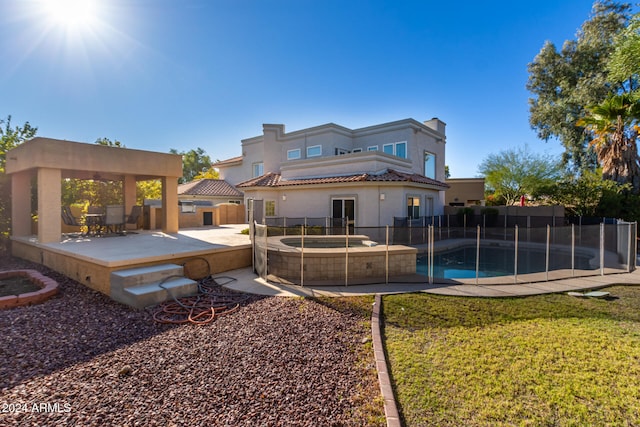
372;293;402;427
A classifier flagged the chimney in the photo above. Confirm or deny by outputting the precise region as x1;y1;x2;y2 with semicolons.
424;117;446;135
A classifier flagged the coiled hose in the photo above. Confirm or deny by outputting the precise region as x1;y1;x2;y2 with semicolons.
152;257;246;325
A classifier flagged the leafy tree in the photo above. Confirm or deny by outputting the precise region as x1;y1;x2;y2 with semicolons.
478;145;562;206
136;179;162;204
193;168;219;181
95;137;125;147
170;147;214;183
0;115;38;244
577;93;640;191
527;1;632;172
540;169;619;216
0;115;38;172
541;169;640;220
607;12;640;92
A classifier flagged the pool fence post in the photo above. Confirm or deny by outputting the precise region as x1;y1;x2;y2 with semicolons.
251;220;256;274
345;218;349;287
432;225;435;282
514;225;519;284
482;214;486;239
438;215;442;240
545;224;550;281
409;217;412;245
325;217;329;235
263;223;268;279
300;225;304;287
504;211;507;241
627;222;633;273
463;213;467;238
635;222;638;271
427;223;431;285
571;224;575;277
447;214;450;239
385;225;389;285
422;216;426;244
475;225;480;285
600;222;604;276
579;216;582;246
429;225;434;284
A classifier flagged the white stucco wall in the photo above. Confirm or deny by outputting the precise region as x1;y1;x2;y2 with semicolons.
220;118;447;185
243;184;444;227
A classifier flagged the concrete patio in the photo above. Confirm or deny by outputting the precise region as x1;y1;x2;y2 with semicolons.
10;224;252;297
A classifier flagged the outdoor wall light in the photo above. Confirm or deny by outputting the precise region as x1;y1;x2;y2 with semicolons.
380;193;385;201
282;195;287;201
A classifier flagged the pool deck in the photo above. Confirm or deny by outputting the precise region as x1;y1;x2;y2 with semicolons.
220;266;640;298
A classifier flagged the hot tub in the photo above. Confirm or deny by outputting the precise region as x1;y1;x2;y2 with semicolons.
262;235;417;285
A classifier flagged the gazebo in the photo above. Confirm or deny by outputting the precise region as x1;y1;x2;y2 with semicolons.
6;137;183;243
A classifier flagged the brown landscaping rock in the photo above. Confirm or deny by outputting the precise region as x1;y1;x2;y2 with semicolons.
0;256;381;426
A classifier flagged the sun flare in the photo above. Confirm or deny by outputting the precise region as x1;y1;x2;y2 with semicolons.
41;0;99;32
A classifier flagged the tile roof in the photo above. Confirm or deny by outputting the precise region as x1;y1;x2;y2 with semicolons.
211;156;243;167
236;169;449;189
178;179;244;197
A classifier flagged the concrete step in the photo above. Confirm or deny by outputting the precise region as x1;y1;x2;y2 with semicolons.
117;277;198;309
110;264;185;292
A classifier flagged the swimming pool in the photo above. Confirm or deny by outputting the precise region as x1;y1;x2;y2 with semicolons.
417;244;595;279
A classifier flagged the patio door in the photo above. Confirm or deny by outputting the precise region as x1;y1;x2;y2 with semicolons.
332;198;355;230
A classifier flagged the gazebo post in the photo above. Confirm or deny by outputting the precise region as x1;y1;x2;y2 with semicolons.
161;176;179;233
123;175;137;230
11;170;32;237
37;167;62;243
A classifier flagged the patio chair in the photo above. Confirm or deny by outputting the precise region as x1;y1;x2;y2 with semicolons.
124;205;142;229
61;206;83;227
104;205;126;234
87;206;104;215
85;206;106;236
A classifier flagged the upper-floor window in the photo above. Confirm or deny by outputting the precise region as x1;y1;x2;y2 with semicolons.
252;162;264;177
335;148;349;155
424;152;436;179
383;141;407;158
367;145;378;151
352;148;363;153
287;149;301;160
307;145;322;157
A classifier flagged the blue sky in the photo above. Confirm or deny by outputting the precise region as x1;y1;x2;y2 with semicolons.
1;0;631;178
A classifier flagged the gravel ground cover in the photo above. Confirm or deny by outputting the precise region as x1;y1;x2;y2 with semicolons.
0;256;382;426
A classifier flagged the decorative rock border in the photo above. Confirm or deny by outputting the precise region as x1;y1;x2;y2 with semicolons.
0;269;59;309
372;293;402;427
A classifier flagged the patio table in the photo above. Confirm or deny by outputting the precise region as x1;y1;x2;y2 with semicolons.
84;213;105;236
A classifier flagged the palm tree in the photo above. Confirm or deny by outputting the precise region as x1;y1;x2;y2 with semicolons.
578;93;640;192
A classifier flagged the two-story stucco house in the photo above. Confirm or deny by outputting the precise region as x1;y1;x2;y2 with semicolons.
213;117;449;227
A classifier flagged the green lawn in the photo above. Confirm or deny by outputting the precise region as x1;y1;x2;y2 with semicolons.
383;286;640;426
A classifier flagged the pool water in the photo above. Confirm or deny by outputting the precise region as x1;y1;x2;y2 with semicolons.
417;245;594;279
281;238;372;248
